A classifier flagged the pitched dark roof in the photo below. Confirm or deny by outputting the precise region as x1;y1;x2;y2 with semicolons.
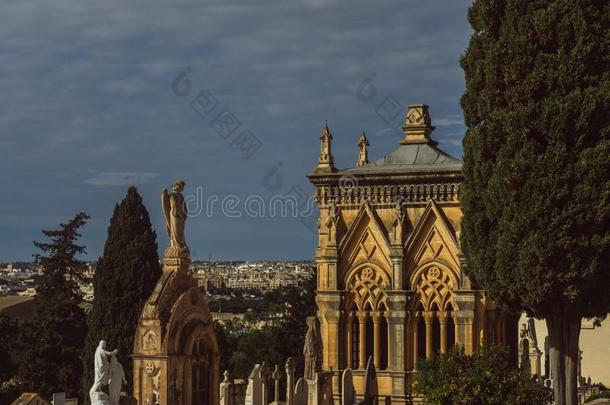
341;142;462;175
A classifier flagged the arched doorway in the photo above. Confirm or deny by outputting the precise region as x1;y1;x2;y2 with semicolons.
191;337;213;405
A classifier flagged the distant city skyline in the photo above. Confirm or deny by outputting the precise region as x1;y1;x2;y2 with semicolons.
0;0;472;261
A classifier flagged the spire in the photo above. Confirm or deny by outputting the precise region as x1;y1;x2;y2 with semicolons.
400;104;437;145
357;131;369;166
316;120;335;172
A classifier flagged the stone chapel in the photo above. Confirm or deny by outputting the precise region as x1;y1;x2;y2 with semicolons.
132;227;219;404
307;104;518;404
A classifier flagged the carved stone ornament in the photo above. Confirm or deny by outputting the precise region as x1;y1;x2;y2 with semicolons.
405;104;431;127
145;361;159;376
427;267;441;279
143;330;157;351
361;268;374;280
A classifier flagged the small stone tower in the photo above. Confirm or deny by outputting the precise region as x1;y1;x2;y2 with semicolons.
132;223;219;404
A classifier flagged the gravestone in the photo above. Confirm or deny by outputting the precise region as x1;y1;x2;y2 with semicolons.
52;392;65;405
341;369;354;405
246;364;264;405
306;372;333;405
294;378;308;405
363;357;377;405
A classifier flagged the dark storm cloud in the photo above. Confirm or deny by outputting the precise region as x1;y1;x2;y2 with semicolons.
0;0;472;260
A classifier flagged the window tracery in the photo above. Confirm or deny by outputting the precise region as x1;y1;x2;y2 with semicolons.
345;265;389;370
411;264;458;368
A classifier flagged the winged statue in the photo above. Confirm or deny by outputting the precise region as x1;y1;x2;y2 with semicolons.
161;180;188;256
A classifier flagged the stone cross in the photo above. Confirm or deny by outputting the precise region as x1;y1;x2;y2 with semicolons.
220;371;232;405
273;364;281;402
261;362;270;405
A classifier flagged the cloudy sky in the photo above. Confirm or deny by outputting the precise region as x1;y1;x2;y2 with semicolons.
1;0;472;261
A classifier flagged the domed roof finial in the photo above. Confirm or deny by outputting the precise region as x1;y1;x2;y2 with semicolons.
400;104;437;145
357;131;369;166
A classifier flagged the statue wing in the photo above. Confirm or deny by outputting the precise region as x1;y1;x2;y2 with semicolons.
161;189;171;236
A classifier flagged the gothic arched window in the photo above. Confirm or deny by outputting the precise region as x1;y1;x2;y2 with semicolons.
191;338;212;405
411;264;458;367
345;265;390;370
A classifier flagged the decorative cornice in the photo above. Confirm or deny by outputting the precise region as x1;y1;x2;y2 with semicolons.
313;182;461;207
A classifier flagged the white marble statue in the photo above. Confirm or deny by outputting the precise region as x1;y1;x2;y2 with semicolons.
90;340;118;405
109;355;127;405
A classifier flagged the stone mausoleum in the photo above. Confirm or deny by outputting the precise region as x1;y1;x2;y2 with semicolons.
132;219;219;404
307;104;518;404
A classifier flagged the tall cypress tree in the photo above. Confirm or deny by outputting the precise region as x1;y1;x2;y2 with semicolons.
82;187;162;400
460;1;609;404
18;213;90;399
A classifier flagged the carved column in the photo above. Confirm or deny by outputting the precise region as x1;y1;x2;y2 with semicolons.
438;311;448;354
386;293;408;372
412;311;420;370
346;312;354;368
317;293;341;370
357;311;367;369
382;310;390;370
424;311;434;358
371;311;382;368
455;292;476;354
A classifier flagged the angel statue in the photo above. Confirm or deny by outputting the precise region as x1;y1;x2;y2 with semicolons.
161;180;189;256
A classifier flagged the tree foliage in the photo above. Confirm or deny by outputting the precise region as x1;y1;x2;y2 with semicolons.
18;213;90;399
460;2;609;403
82;187;162;399
0;313;21;403
415;346;551;405
461;0;610;320
217;271;317;380
0;313;17;384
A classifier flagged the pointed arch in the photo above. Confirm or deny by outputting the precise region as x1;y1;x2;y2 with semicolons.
410;262;458;312
339;202;392;285
345;263;390;312
404;200;461;281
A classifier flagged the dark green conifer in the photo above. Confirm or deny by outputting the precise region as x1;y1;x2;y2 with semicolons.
460;1;609;404
81;187;161;399
18;213;90;399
